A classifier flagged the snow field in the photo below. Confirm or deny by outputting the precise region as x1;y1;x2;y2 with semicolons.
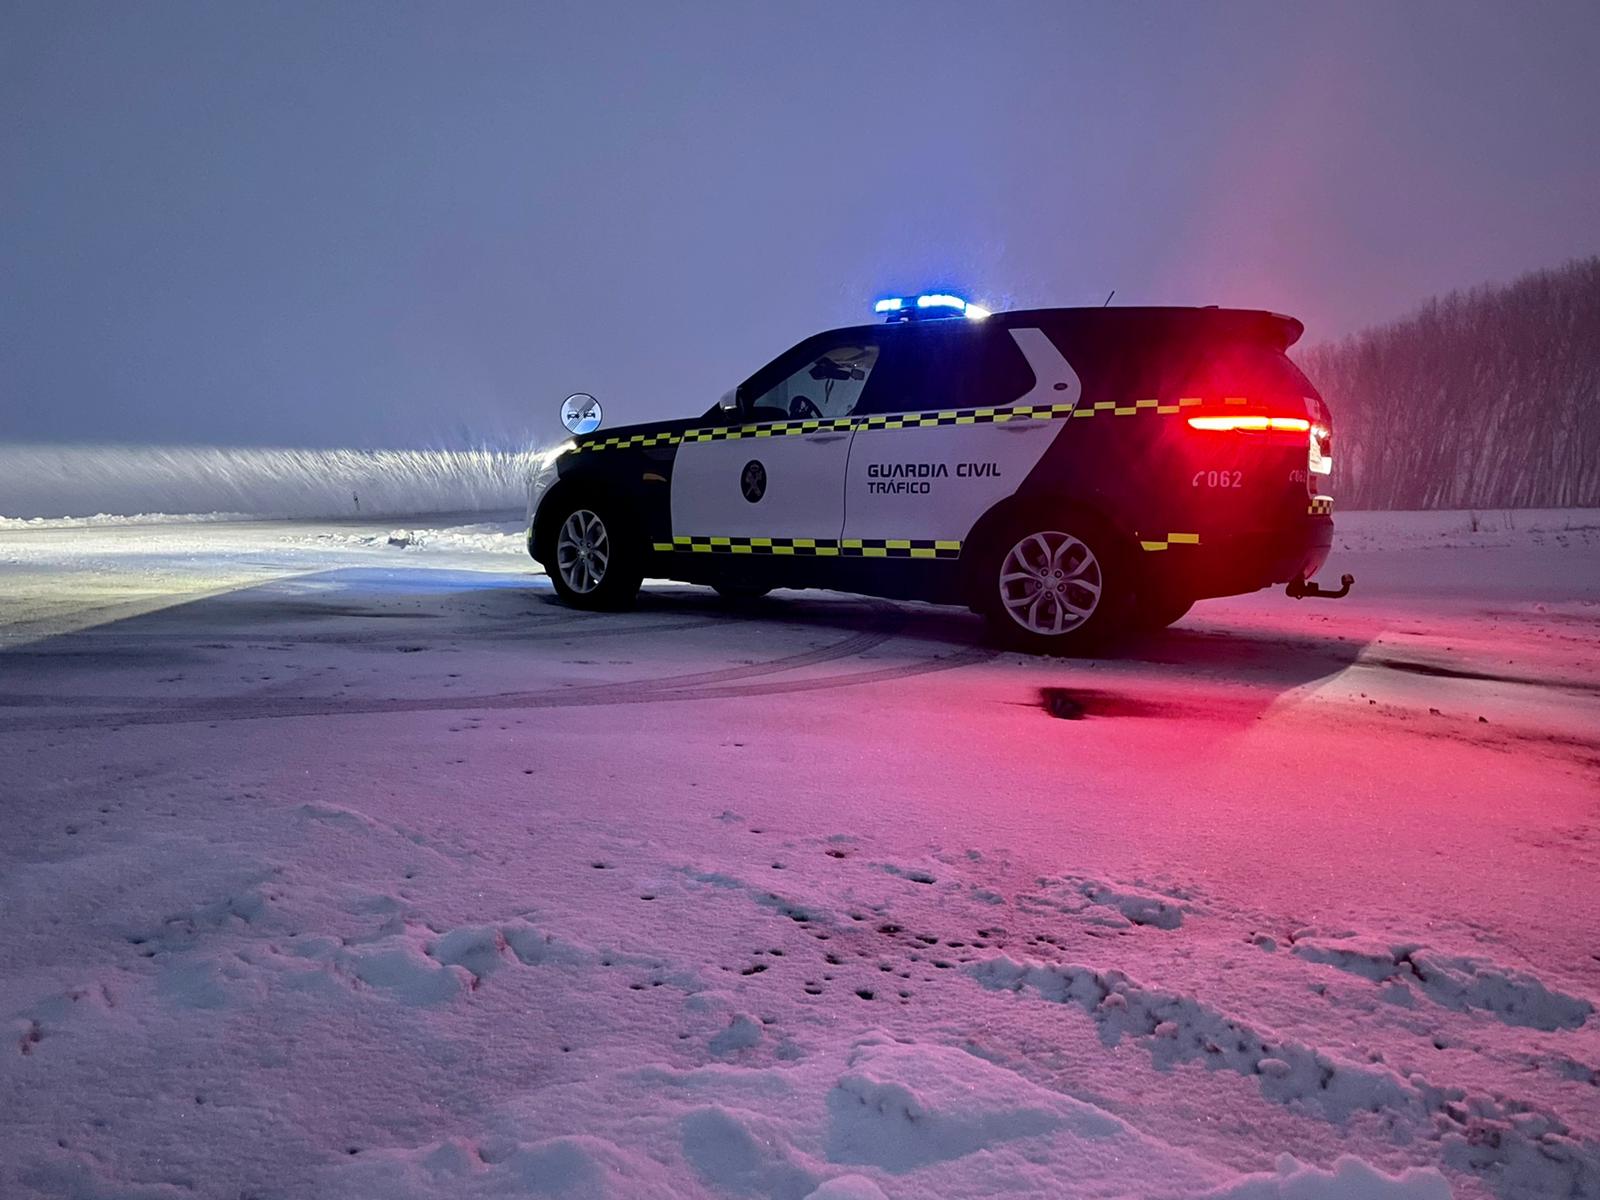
1332;510;1600;552
7;778;1591;1197
2;512;1598;1198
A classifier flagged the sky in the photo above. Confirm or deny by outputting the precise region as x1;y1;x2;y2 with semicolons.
3;0;1597;449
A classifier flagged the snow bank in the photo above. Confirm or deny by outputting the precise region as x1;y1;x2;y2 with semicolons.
297;522;528;556
1289;932;1593;1031
1016;874;1201;930
315;1033;1459;1199
0;509;254;529
1334;507;1600;551
823;1039;1116;1171
1199;1153;1452;1199
324;1132;674;1199
0;443;548;520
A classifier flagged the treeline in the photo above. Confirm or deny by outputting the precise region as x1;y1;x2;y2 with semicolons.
1295;256;1600;509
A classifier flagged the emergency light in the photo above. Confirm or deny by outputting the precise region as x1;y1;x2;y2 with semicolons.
875;293;991;322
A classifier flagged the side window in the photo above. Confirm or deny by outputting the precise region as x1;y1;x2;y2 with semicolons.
745;343;881;422
862;326;1036;414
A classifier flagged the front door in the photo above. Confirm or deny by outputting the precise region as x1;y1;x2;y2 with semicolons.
670;337;882;547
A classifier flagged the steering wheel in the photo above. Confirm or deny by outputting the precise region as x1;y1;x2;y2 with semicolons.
788;395;822;419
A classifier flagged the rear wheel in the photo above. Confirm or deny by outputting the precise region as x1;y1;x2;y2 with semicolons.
548;503;642;610
979;516;1129;655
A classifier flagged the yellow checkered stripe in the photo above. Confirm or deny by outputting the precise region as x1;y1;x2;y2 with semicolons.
1308;496;1334;517
1138;532;1202;552
574;431;683;452
1072;397;1205;420
577;397;1206;452
650;536;962;560
680;417;856;443
851;403;1079;431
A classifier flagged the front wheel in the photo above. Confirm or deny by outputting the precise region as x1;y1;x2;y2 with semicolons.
979;518;1129;655
548;502;642;610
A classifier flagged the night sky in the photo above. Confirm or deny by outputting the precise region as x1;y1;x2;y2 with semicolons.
5;1;1597;448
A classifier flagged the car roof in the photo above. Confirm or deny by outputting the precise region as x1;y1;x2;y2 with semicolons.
819;306;1305;351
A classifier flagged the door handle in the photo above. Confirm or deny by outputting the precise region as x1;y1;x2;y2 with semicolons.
805;434;849;444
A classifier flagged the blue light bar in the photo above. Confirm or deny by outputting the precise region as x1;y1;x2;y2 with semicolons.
874;292;992;321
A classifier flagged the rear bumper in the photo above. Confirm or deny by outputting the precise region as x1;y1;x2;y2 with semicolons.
1145;517;1333;601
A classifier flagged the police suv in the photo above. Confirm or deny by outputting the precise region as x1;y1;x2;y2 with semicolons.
527;293;1339;653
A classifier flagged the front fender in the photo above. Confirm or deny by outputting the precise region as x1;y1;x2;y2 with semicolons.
531;464;658;569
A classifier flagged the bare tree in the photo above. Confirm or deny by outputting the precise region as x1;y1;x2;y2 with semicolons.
1296;256;1600;509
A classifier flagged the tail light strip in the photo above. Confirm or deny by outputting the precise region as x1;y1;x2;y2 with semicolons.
1186;415;1312;432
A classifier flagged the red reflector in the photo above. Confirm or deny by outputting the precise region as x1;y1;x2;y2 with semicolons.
1186;415;1311;433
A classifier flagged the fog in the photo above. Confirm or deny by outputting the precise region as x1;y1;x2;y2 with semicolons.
5;0;1598;451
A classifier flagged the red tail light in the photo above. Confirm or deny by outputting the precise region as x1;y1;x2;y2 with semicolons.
1186;415;1311;433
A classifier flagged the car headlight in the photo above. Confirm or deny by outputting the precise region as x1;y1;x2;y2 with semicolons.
535;440;576;471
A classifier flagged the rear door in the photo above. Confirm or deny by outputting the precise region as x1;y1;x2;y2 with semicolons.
842;323;1082;552
670;334;884;546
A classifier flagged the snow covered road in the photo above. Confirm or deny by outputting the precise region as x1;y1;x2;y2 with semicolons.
2;513;1598;1199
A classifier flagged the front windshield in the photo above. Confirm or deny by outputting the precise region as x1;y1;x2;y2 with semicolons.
745;344;880;421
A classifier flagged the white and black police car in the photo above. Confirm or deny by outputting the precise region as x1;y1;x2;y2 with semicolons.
527;293;1345;653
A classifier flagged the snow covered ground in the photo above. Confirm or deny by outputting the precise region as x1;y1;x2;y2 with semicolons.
0;443;542;522
2;511;1597;1199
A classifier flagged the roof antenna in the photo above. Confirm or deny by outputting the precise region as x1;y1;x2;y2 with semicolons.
1102;289;1115;307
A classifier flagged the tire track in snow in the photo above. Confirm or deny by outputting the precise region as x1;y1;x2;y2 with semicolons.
1364;656;1600;698
695;840;1599;1198
0;622;895;712
0;637;994;731
970;955;1599;1198
0;615;740;651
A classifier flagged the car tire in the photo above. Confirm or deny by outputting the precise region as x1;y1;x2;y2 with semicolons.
547;499;642;611
977;513;1130;655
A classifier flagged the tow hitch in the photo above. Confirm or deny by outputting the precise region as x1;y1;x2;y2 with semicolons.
1287;573;1354;600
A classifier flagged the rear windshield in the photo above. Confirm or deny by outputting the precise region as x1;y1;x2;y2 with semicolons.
1039;317;1320;410
1179;340;1320;402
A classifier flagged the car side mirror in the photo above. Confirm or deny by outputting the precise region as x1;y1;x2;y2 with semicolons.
718;388;739;416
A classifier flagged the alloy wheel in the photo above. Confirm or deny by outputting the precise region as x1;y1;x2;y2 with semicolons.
555;509;610;594
998;531;1103;635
